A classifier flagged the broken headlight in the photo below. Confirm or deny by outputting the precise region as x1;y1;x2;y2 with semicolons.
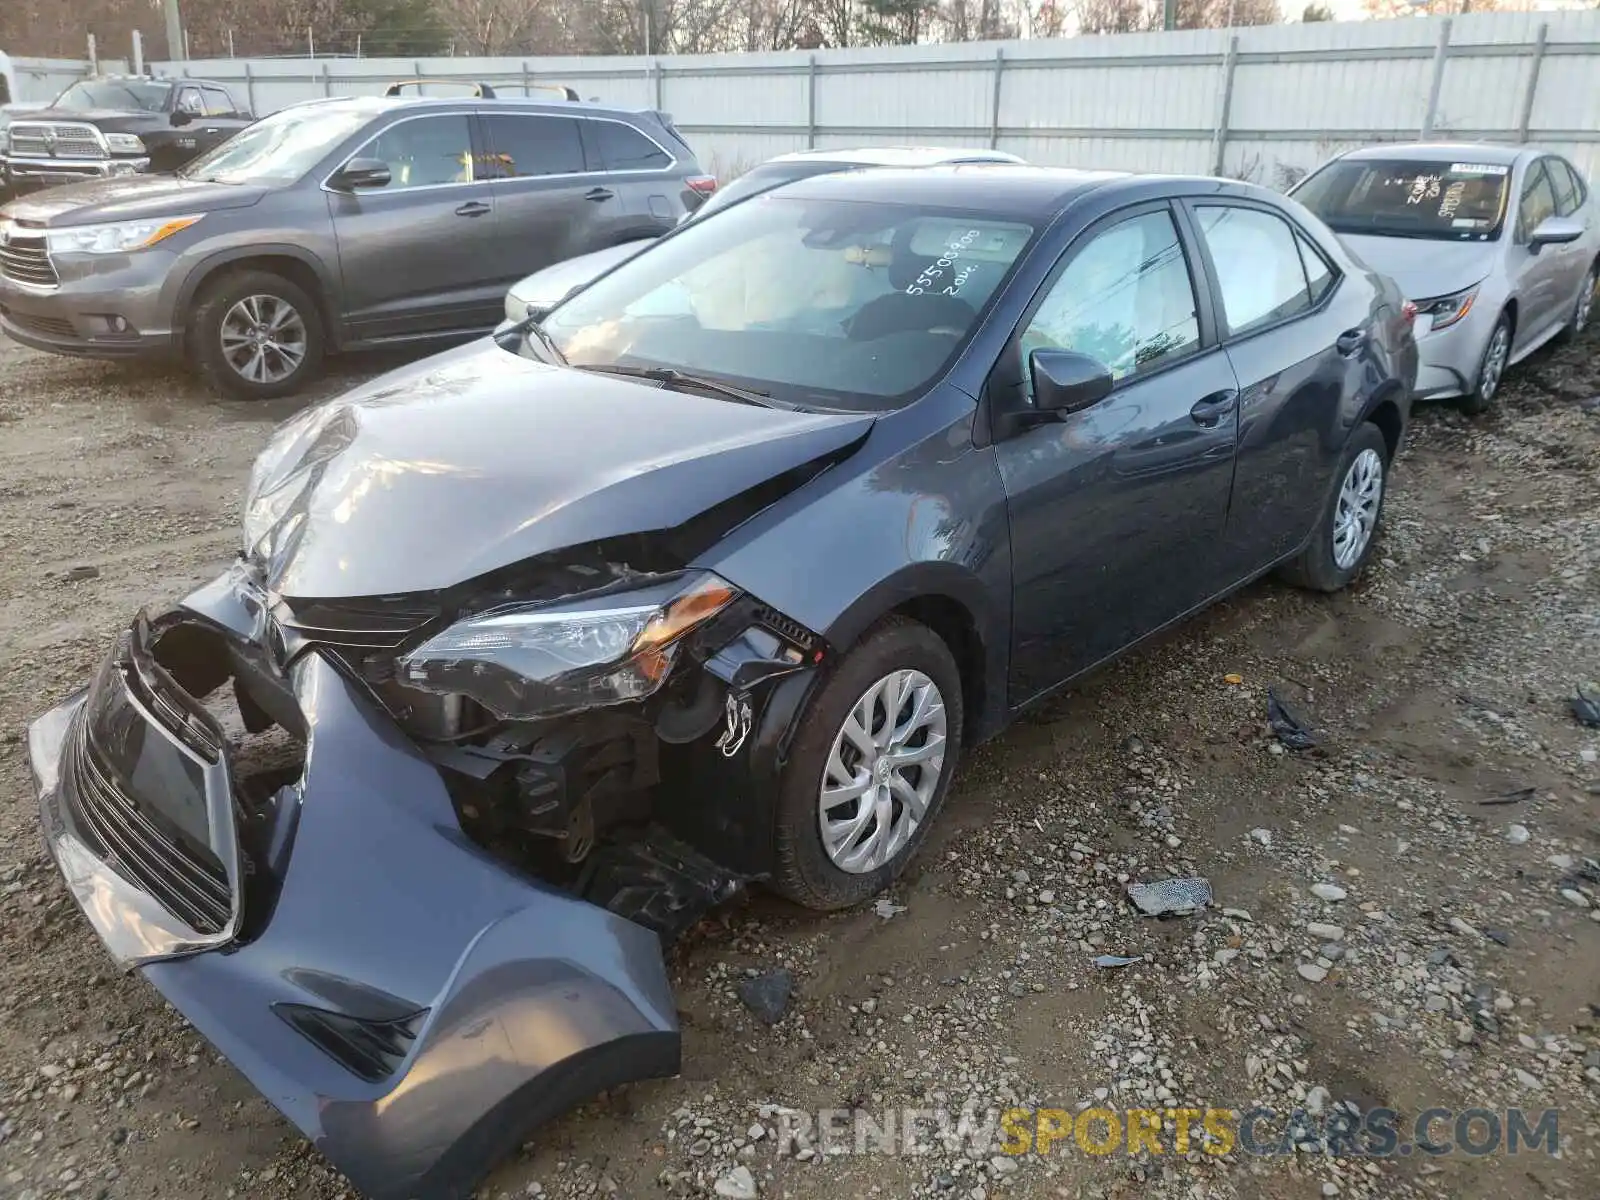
399;572;739;721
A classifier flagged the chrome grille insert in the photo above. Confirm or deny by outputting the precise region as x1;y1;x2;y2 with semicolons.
10;121;108;160
0;234;59;288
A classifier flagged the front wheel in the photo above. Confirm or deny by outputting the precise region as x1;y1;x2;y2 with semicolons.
189;269;325;400
1459;313;1512;416
768;618;964;911
1280;422;1390;594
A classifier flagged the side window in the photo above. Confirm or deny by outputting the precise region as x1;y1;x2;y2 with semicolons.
1020;208;1200;392
201;87;234;117
483;114;585;179
592;120;672;172
1516;161;1557;242
1296;232;1336;305
1195;205;1312;336
1549;158;1582;218
176;87;204;116
358;115;477;189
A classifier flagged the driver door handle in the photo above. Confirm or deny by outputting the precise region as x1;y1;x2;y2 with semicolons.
584;187;615;202
1189;389;1238;428
454;201;492;217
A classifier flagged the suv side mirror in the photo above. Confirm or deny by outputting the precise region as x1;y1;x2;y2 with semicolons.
330;158;392;191
1529;214;1584;250
1030;349;1114;416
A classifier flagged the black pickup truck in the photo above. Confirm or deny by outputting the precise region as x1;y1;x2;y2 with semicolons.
0;75;253;193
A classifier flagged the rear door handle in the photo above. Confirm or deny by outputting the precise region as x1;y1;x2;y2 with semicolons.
1336;328;1368;356
454;201;491;217
1189;389;1238;428
584;187;615;202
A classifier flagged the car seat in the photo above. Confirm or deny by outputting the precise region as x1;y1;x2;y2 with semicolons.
844;227;977;341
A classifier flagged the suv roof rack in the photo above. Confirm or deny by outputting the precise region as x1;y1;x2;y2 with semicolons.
381;80;582;102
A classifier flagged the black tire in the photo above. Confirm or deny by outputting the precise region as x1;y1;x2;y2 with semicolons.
769;617;964;911
1458;312;1512;416
1557;263;1597;343
188;269;326;400
1279;422;1391;594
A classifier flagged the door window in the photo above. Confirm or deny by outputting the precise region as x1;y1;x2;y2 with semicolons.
175;87;205;116
1296;232;1336;304
1548;158;1583;218
358;115;477;189
1020;209;1201;391
1195;206;1312;336
201;87;235;117
1516;161;1557;242
483;114;585;178
591;120;672;172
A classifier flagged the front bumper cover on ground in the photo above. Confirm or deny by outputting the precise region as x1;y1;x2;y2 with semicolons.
28;607;681;1200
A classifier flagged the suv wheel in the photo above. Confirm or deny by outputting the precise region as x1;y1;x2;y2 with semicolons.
769;618;963;911
1279;422;1390;593
190;270;325;400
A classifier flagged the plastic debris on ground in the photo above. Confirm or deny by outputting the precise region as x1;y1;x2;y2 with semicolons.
872;897;906;919
1267;688;1318;750
1572;685;1600;728
1092;954;1144;969
1478;786;1536;806
1126;876;1213;917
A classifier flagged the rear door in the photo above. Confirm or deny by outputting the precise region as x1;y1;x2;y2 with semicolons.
584;116;685;238
325;111;505;341
1186;201;1365;575
480;110;606;293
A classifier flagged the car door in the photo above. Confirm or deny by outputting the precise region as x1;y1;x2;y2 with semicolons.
480;111;605;294
1546;156;1596;316
325;111;505;341
583;116;684;239
1508;158;1563;350
199;85;251;146
1186;201;1365;575
994;202;1240;703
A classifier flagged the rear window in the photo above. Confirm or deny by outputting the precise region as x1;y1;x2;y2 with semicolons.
592;120;671;172
1295;158;1510;242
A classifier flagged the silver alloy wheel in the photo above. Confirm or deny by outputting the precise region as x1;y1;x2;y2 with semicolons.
1331;447;1384;571
818;668;948;874
220;294;308;386
1577;270;1596;334
1478;322;1510;402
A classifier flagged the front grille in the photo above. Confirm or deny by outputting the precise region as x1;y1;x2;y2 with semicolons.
276;1004;426;1082
273;597;440;652
67;718;232;934
2;308;75;339
10;122;108;160
0;234;59;288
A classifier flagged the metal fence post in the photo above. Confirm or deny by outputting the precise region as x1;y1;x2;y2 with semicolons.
244;61;256;115
1421;18;1453;139
132;30;144;76
521;60;530;97
989;48;1004;150
653;58;664;111
1210;36;1239;176
87;34;98;75
322;61;332;97
807;54;818;150
1516;22;1547;144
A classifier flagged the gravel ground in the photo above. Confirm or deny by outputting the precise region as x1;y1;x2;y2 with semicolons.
1;330;1597;1200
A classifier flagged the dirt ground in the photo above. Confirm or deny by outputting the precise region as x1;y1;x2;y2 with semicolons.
0;327;1597;1200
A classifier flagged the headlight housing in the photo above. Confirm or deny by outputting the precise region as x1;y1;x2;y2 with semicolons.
399;572;741;721
45;214;202;255
103;132;148;154
1417;285;1479;332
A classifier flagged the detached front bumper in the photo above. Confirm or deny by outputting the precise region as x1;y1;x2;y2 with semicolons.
28;606;680;1200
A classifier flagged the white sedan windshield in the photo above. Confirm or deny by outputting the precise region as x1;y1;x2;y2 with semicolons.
542;195;1035;412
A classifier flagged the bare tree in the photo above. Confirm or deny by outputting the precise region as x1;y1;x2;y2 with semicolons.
431;0;552;54
1363;0;1500;15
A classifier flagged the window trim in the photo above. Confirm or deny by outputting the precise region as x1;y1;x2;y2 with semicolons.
320;110;491;196
1514;158;1557;245
479;110;590;180
990;199;1218;410
584;114;678;175
1181;197;1343;345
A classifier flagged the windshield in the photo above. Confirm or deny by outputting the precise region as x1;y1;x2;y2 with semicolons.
542;195;1036;412
54;79;170;112
1295;158;1510;242
179;105;372;185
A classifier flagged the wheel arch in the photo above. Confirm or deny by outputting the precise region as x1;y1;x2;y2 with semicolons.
1361;382;1409;463
173;246;338;349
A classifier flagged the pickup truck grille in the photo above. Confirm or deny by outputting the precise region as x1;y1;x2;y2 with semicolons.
9;121;108;160
0;234;59;288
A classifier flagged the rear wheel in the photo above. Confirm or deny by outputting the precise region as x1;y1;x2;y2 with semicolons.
1280;422;1390;594
189;270;325;400
769;618;963;911
1558;263;1597;342
1459;313;1511;416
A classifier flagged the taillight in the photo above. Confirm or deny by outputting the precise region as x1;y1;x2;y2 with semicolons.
1401;300;1418;323
685;175;718;197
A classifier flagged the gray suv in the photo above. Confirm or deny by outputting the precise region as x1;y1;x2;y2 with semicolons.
0;92;712;397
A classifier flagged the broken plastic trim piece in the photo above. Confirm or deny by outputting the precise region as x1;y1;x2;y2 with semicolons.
1126;877;1213;917
1267;687;1318;751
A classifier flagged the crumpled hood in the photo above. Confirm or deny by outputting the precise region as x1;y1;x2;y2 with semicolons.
1338;234;1499;302
2;175;268;225
246;339;874;599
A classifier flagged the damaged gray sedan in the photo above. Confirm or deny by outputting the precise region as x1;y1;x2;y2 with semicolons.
29;166;1417;1198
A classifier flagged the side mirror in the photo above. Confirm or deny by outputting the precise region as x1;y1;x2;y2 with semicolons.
1029;349;1115;417
329;157;392;191
1529;214;1584;250
170;109;192;127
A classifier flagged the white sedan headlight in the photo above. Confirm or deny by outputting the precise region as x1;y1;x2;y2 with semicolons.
103;133;147;154
46;214;203;255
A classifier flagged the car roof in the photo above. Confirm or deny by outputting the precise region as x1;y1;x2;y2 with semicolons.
1339;142;1527;167
276;93;657;122
767;146;1026;168
772;164;1193;219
